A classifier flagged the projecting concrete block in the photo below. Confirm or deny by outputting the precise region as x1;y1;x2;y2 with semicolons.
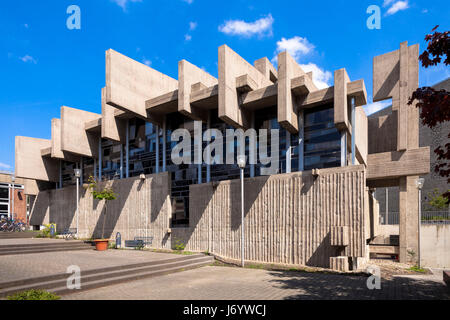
254;57;277;82
15;136;59;182
277;51;317;134
331;226;349;246
61;106;101;158
105;49;178;118
334;68;350;131
218;44;272;129
101;87;127;143
178;59;217;121
373;42;419;151
51;118;64;159
355;106;368;165
330;256;349;272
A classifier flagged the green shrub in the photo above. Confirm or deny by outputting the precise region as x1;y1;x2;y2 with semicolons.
173;239;186;251
7;289;60;300
36;223;57;238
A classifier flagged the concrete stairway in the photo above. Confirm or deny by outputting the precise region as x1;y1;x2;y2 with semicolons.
0;232;39;239
0;254;214;297
0;241;93;256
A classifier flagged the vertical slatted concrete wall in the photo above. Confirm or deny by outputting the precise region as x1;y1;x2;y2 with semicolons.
175;165;367;268
29;172;172;249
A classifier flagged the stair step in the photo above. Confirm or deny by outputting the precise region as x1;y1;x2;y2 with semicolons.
0;246;93;256
0;255;213;297
0;242;91;250
53;259;213;296
0;254;206;290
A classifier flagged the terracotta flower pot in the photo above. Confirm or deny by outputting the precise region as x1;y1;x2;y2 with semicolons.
94;239;109;251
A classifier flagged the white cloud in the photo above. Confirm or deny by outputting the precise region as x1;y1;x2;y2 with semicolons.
382;0;396;7
19;55;37;64
218;14;274;37
299;63;332;89
185;34;192;41
189;21;197;31
385;1;409;16
142;58;151;66
272;36;331;89
273;36;315;61
0;163;11;169
363;99;392;116
110;0;142;11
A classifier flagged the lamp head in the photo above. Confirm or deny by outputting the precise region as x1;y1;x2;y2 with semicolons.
74;169;81;178
415;177;425;190
237;155;246;169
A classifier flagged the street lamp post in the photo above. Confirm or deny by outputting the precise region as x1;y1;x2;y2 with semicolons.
74;168;81;239
237;155;246;268
415;177;425;268
11;176;15;221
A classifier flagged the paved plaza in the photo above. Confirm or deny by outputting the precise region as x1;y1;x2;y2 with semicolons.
63;265;450;300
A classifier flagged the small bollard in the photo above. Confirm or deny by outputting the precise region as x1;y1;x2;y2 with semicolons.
50;224;56;237
116;232;121;249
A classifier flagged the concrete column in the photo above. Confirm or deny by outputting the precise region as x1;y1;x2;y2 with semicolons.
80;157;83;185
298;110;304;172
59;160;63;189
125;120;129;178
120;144;124;179
207;111;211;182
340;131;347;167
155;125;160;173
286;131;291;173
98;139;102;181
399;175;419;263
250;112;255;178
163;117;166;172
93;158;97;181
351;97;356;165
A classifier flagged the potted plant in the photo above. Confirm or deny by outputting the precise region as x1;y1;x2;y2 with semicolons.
87;176;117;251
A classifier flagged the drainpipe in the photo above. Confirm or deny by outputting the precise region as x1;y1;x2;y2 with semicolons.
286;131;291;173
207;111;211;182
250;113;255;178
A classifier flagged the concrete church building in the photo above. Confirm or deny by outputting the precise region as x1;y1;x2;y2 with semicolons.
15;41;430;271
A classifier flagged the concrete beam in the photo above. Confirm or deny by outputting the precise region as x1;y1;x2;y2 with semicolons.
277;51;317;134
178;59;217;121
367;147;430;180
15;136;59;182
334;68;351;131
355;106;368;165
51;118;64;159
105;49;178;118
218;44;272;129
254;57;278;82
373;42;419;151
101;87;127;143
399;175;419;263
61;106;101;158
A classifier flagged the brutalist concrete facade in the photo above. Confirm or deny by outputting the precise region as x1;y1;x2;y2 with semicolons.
15;41;430;269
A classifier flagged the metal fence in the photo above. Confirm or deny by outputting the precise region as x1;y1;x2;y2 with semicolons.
380;211;450;225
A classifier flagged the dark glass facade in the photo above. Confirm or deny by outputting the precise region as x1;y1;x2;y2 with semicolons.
59;104;341;227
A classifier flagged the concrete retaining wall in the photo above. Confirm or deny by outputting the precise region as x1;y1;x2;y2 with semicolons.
422;224;450;268
29;172;172;249
173;165;368;268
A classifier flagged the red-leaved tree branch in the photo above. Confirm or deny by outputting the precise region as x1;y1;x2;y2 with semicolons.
408;25;450;201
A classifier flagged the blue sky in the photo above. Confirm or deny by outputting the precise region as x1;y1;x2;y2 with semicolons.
0;0;449;171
